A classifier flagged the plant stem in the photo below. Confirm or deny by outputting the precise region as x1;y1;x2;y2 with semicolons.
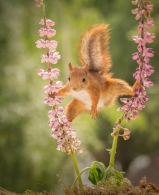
109;132;119;167
109;113;125;167
70;151;83;188
70;167;90;190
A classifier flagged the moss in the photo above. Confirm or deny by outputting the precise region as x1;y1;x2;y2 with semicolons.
63;178;159;195
0;178;159;195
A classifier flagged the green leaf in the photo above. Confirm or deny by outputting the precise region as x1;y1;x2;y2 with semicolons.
114;170;125;179
88;161;106;185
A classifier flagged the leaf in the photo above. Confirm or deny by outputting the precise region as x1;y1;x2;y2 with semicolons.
114;170;125;179
88;161;106;185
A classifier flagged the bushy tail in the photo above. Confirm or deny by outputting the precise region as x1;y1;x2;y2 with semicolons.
78;24;111;75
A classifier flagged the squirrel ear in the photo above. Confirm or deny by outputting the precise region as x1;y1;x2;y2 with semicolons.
68;63;73;71
84;64;89;72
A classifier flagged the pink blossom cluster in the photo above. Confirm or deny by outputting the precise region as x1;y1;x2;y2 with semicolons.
36;18;83;154
118;0;154;122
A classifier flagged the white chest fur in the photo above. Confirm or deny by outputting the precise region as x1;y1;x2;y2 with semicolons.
69;90;109;110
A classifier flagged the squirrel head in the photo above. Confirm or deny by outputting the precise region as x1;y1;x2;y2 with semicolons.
68;63;89;91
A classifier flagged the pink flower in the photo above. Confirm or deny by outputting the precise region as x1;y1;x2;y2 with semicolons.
144;31;155;43
132;0;138;5
35;39;45;48
49;68;60;80
38;28;47;37
36;39;58;50
47;40;58;50
131;8;138;14
38;28;56;38
43;84;53;94
143;78;153;88
39;19;55;27
146;4;153;13
132;52;139;60
43;81;62;94
35;0;42;7
138;22;144;32
145;18;154;29
132;36;145;46
41;54;48;63
143;63;154;76
37;68;60;80
48;52;61;64
47;28;56;38
143;48;154;58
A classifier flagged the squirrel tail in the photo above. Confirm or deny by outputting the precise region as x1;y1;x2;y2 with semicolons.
78;24;112;75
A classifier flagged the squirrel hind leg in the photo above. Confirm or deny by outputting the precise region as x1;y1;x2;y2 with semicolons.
65;99;87;121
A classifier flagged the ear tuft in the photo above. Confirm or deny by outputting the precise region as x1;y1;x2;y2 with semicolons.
68;63;73;71
84;64;89;72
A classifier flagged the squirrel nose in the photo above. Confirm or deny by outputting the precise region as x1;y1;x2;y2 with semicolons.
73;87;77;91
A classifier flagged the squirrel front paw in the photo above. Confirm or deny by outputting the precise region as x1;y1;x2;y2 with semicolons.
90;107;98;119
133;80;142;94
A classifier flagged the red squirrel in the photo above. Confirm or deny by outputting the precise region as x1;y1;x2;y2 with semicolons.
56;24;140;121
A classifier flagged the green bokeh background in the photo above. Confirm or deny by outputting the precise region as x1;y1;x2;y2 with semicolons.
0;0;159;194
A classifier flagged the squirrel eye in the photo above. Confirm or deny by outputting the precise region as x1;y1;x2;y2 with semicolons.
82;78;86;82
68;77;70;81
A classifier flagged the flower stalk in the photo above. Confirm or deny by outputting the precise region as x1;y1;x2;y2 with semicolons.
35;0;83;188
109;113;125;167
109;0;155;168
70;151;83;188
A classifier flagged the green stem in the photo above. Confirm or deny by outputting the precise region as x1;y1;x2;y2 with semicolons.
109;112;125;167
70;151;83;188
70;167;90;190
109;132;119;167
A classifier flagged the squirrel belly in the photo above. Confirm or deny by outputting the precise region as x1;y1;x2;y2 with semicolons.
68;89;114;111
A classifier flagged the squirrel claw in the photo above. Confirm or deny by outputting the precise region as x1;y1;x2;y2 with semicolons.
133;80;142;92
90;108;98;119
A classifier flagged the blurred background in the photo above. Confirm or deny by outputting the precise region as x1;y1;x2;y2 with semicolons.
0;0;159;194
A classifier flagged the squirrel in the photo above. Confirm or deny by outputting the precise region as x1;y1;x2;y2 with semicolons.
56;24;140;121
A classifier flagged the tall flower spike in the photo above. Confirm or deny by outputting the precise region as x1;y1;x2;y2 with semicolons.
118;0;155;122
36;16;83;154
